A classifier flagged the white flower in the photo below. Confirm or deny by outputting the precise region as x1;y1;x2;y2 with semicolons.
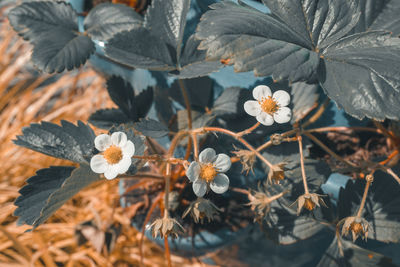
90;132;135;180
186;148;231;197
244;85;291;126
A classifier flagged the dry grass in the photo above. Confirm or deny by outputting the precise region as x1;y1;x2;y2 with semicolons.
0;18;208;267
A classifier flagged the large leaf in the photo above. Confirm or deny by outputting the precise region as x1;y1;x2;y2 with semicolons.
14;121;95;164
8;1;141;73
317;237;395;267
144;0;191;57
319;31;400;120
196;1;400;120
84;3;143;40
14;165;101;229
290;82;319;123
337;167;400;243
105;0;222;77
212;87;249;117
196;0;359;82
352;0;389;33
8;1;94;73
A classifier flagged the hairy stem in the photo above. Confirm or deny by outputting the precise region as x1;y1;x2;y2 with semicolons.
297;135;309;194
191;132;199;160
237;122;260;137
306;126;382;134
356;175;373;218
178;79;192;129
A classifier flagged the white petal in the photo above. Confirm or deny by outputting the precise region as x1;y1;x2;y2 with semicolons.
244;100;262;116
116;156;131;173
210;173;229;194
122;140;135;157
111;131;127;147
192;179;207;197
104;165;119;180
214;153;231;172
90;155;108;173
199;148;216;163
252;85;271;101
94;134;111;151
187;161;200;182
273;107;291;124
256;112;274;126
273;90;290;107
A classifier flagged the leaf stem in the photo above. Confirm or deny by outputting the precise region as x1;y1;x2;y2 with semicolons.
191;132;199;160
356;174;373;218
178;79;192;129
305;126;382;134
297;134;309;194
237;122;260;137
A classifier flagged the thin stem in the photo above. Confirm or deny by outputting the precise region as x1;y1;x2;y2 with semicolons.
178;79;192;129
256;128;298;152
385;168;400;185
303;131;359;169
198;127;274;168
164;163;171;218
356;175;373;218
164;237;172;267
302;98;330;128
118;173;164;180
237;122;260;137
305;126;382;134
297;135;309;194
191;132;199;160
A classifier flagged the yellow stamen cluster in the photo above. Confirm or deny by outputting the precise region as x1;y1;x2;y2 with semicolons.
103;145;123;164
304;198;316;211
200;163;217;182
350;222;365;235
259;96;279;114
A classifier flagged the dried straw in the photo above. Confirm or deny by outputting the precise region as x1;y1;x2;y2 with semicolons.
0;17;206;267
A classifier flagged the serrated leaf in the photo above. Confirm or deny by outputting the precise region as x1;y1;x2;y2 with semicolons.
105;28;176;70
14;120;95;164
317;237;395;267
14;165;101;229
144;0;191;57
174;34;222;79
84;3;143;40
291;82;319;123
337;167;400;243
352;0;389;33
88;108;130;129
134;119;169;138
196;0;360;82
369;0;400;35
8;1;95;73
319;31;400;120
212;87;247;117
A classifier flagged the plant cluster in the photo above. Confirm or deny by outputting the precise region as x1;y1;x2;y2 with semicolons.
6;0;400;265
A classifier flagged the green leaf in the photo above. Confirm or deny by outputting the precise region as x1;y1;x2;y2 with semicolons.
174;35;222;79
88;109;130;129
337;167;400;243
196;0;359;82
319;31;400;120
8;1;94;73
84;3;143;40
144;0;191;57
134;119;169;138
291;82;320;123
14;120;95;164
317;237;395;267
14;165;101;229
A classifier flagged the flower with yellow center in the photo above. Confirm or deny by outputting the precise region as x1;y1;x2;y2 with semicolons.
186;148;231;197
244;85;291;126
90;132;135;180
